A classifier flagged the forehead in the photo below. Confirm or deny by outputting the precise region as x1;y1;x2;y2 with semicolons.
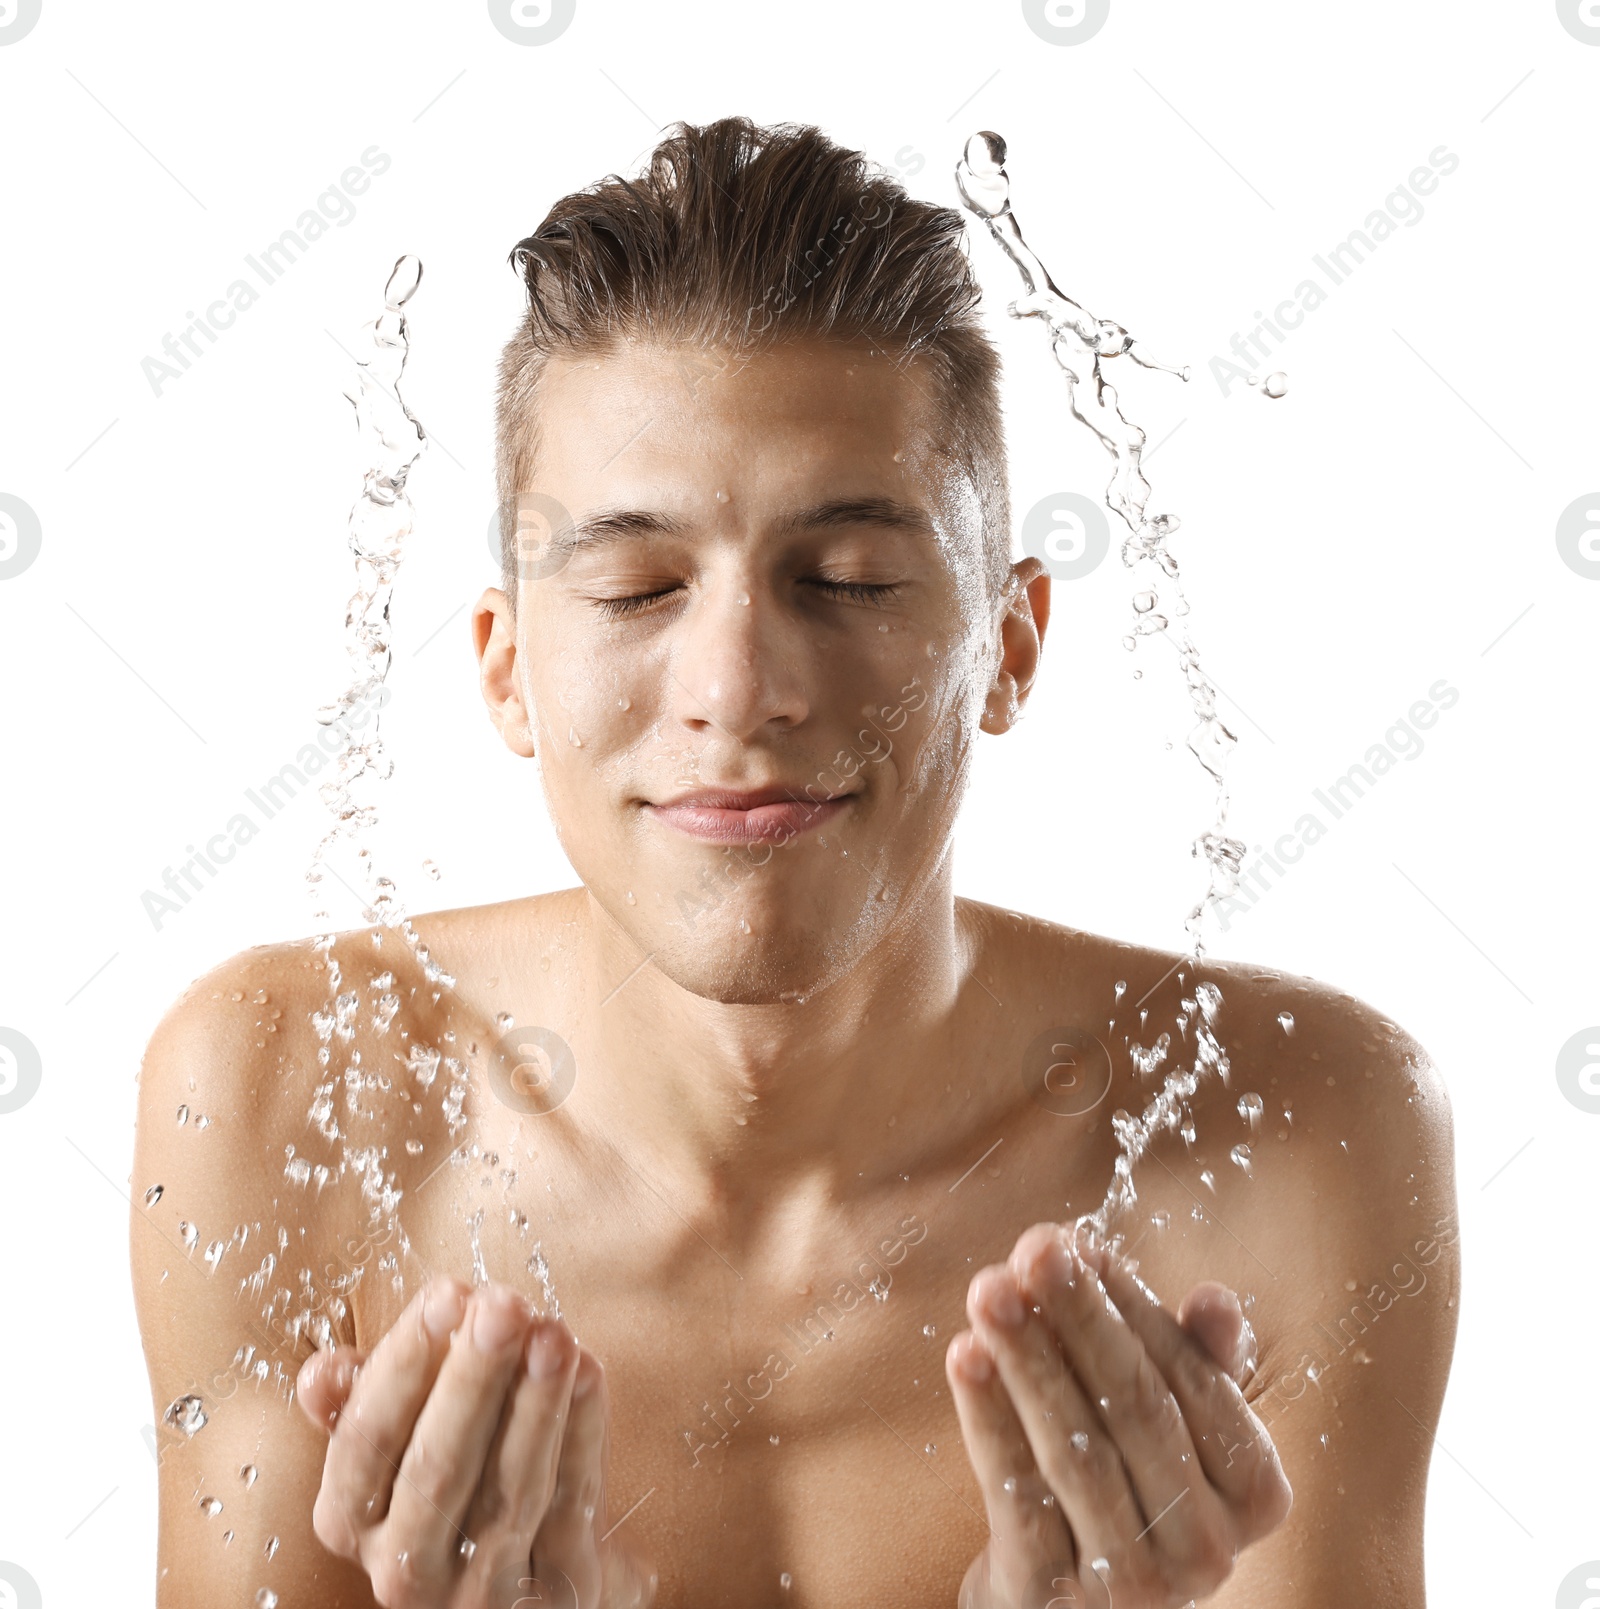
530;337;949;500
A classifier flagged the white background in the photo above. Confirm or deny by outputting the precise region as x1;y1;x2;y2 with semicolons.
1;0;1595;1603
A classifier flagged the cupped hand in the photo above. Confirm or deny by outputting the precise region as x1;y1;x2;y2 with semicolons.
296;1277;656;1608
945;1223;1292;1608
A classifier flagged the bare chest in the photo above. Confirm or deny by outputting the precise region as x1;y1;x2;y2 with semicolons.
355;1137;1094;1607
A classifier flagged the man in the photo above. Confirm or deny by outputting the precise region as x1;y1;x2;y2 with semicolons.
131;116;1458;1608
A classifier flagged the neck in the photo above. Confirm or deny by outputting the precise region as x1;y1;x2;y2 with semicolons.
566;870;980;1208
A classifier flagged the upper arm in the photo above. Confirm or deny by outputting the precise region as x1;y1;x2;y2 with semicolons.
131;952;376;1608
1217;1008;1461;1606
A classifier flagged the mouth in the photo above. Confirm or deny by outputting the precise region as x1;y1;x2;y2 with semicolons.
642;784;855;844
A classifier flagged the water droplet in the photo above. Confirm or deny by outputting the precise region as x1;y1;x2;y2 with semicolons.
1277;1011;1295;1034
780;1572;794;1590
179;1221;198;1251
176;1104;188;1126
714;488;730;503
1132;591;1157;613
1230;1144;1253;1175
1151;1210;1170;1231
891;449;906;463
144;1184;163;1207
567;726;583;747
495;1012;514;1032
240;1464;257;1487
1199;1168;1216;1191
164;1393;208;1436
1263;371;1288;399
1113;980;1127;1002
199;1495;223;1517
617;694;632;711
383;253;422;309
923;1442;936;1456
625;890;636;905
922;1322;937;1338
738;917;751;934
769;1433;781;1445
1237;1092;1264;1130
264;1537;279;1561
737;591;751;606
422;858;441;880
1070;1431;1090;1452
256;1591;278;1609
405;1137;424;1156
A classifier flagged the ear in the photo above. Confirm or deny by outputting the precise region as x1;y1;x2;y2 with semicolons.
980;557;1050;735
472;585;536;758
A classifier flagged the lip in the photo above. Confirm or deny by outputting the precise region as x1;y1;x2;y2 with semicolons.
643;785;855;844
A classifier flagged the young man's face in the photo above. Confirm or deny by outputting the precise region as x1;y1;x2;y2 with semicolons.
475;337;1043;1005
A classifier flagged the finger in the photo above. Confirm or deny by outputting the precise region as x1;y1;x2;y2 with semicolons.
463;1317;578;1564
315;1277;469;1554
967;1262;1146;1571
297;1345;366;1433
1079;1236;1292;1537
531;1348;609;1604
1177;1281;1256;1381
382;1284;538;1573
1010;1224;1228;1570
944;1328;1075;1602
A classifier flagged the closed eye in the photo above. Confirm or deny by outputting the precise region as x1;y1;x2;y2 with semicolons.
590;577;901;621
592;587;680;621
807;578;902;607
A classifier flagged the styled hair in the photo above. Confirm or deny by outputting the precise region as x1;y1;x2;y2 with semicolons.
494;114;1011;605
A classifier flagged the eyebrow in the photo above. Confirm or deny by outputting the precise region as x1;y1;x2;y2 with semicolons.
552;494;938;557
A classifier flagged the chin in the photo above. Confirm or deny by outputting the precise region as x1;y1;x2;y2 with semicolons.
626;894;885;1006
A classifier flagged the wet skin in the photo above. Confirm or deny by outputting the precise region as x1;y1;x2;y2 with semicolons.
132;338;1458;1608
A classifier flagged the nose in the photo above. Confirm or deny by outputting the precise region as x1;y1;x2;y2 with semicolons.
666;571;811;742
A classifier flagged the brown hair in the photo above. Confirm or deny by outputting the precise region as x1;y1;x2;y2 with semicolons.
494;114;1011;605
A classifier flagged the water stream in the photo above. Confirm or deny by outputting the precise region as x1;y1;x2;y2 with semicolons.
954;130;1249;1239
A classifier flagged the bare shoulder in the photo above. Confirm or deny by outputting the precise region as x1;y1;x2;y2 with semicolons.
131;887;579;1338
128;893;564;1606
131;936;374;1605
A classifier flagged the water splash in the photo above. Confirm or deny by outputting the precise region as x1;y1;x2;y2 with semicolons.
955;131;1245;954
305;254;432;976
955;134;1247;1237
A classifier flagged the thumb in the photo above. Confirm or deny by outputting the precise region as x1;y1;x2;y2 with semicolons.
295;1345;366;1434
1177;1281;1257;1384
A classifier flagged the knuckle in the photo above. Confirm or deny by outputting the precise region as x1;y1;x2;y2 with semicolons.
1185;1520;1238;1595
1048;1423;1118;1493
311;1488;361;1559
398;1435;453;1509
368;1552;425;1609
473;1482;510;1531
1245;1439;1295;1530
1171;1333;1224;1401
1128;1346;1180;1429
